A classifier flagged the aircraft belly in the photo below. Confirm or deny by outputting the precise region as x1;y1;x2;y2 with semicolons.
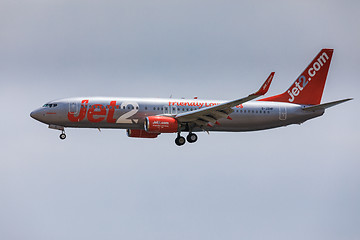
60;118;144;129
209;115;281;131
202;108;322;132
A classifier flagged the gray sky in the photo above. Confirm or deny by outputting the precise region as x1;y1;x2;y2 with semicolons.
1;0;359;239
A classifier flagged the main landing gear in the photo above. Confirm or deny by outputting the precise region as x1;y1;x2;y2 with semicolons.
187;133;198;143
175;132;198;146
175;134;186;146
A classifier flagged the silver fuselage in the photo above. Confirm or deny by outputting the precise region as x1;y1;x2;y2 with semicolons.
30;97;324;132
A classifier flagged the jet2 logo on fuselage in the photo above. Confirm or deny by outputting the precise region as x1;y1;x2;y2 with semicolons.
68;100;139;123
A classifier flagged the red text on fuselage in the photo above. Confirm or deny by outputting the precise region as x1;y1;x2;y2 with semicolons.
68;100;117;123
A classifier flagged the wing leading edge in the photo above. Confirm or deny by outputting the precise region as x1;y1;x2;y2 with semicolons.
175;72;275;127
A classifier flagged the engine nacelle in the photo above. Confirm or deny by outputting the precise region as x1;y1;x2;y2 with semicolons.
126;129;159;138
144;116;179;133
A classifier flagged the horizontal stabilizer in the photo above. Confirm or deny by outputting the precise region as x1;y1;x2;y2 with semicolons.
302;98;353;111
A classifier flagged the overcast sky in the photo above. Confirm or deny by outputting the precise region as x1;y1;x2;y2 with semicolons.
1;1;359;240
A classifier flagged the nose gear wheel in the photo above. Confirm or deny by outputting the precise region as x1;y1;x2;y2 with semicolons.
59;130;66;140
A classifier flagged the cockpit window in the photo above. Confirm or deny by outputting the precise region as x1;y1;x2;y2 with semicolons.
42;103;58;108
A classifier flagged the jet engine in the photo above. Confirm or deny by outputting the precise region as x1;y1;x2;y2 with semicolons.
144;116;179;133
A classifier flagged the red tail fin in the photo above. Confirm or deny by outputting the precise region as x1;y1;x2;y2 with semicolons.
260;49;333;105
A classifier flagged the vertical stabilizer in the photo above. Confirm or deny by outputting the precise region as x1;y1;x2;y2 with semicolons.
260;49;333;105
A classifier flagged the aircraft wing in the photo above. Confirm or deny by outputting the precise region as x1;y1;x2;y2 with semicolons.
175;72;274;126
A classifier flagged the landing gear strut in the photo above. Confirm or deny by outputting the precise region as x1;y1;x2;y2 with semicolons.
48;125;66;140
175;132;186;146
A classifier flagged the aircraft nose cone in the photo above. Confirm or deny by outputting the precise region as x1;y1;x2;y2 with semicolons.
30;109;42;121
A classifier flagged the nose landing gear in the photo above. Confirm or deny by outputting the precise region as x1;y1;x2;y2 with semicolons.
48;125;66;140
60;131;66;140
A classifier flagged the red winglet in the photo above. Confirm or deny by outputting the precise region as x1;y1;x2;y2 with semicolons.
253;72;275;96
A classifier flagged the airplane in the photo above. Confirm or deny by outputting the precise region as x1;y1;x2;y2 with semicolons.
30;49;352;146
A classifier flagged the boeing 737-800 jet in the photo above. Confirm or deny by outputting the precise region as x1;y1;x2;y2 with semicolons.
30;49;352;146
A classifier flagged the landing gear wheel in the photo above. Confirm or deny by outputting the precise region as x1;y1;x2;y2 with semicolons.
187;133;198;143
175;136;186;146
60;133;66;140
